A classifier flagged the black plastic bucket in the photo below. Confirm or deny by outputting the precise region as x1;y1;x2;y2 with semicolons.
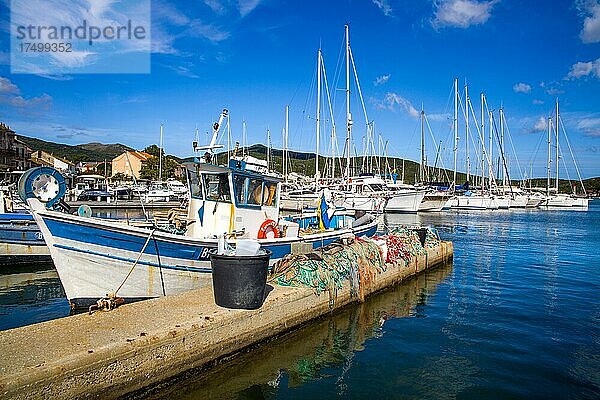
412;228;428;247
209;249;272;309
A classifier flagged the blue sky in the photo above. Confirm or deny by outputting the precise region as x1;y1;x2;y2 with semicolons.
0;0;599;179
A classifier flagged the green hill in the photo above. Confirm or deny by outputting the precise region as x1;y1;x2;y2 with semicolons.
18;136;133;163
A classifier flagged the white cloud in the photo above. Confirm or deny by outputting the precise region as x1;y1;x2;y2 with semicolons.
372;92;419;118
546;87;565;96
513;82;531;94
533;116;547;132
0;77;20;94
0;77;52;114
154;0;190;26
374;74;391;86
168;62;200;79
577;117;600;137
578;2;600;43
372;0;393;16
432;0;498;29
567;58;600;79
204;0;227;14
533;99;544;105
238;0;262;17
189;20;231;42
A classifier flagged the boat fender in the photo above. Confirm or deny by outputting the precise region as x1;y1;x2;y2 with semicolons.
257;219;280;239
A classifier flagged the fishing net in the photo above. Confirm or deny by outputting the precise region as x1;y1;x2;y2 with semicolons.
270;227;441;307
270;236;385;307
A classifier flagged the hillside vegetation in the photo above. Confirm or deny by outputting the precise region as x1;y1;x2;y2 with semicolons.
18;136;133;163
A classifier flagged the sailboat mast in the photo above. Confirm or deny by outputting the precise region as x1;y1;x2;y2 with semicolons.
345;24;352;180
555;98;559;192
489;110;494;193
547;116;552;197
465;84;470;184
500;107;506;188
316;49;322;184
453;78;458;190
159;123;163;182
420;108;425;183
284;105;289;182
481;93;485;190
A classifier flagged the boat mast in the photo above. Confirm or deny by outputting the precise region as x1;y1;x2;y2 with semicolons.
555;98;559;193
547;116;552;198
465;83;470;185
420;107;425;183
316;48;322;184
500;106;506;189
284;105;289;182
159;123;163;182
488;109;494;193
453;78;458;190
481;93;485;191
345;24;352;181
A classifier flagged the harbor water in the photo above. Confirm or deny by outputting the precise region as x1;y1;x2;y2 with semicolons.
1;201;599;399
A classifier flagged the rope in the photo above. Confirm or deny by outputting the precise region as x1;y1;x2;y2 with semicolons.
115;228;156;296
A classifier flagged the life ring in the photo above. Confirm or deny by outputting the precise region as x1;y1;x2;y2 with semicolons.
257;219;280;239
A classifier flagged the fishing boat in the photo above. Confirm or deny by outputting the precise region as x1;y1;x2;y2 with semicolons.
0;188;50;265
24;111;378;309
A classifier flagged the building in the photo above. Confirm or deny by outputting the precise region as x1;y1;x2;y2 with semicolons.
31;150;76;175
112;151;153;179
0;123;33;181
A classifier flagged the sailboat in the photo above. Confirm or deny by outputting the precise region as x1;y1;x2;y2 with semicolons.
542;100;589;210
447;81;499;210
330;25;424;213
144;124;177;202
415;109;452;212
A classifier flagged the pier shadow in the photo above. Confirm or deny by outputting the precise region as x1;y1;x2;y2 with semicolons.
126;260;453;400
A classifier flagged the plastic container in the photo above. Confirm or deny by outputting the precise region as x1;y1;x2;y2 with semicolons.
209;249;272;309
235;239;261;256
412;228;428;246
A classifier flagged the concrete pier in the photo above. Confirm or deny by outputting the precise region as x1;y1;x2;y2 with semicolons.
0;241;452;400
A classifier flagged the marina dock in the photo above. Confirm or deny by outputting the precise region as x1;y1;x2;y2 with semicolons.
0;239;452;400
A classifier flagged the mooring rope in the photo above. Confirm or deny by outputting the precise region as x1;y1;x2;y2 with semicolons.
115;228;157;296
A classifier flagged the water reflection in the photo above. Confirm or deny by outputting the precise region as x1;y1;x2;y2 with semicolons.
0;265;70;330
130;262;453;400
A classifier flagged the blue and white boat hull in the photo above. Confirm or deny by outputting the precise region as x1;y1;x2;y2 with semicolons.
0;213;51;265
28;199;377;308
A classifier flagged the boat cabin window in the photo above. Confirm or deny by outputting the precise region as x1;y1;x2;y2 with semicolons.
203;173;231;202
187;169;203;199
232;174;278;208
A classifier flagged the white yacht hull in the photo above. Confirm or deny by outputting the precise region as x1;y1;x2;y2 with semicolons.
449;195;497;210
418;193;451;212
385;191;426;213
